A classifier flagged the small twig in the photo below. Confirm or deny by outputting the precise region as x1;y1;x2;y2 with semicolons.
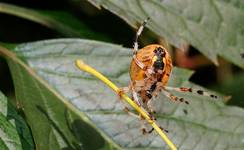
75;59;177;150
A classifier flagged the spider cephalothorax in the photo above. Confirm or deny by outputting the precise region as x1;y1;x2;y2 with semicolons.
152;47;165;71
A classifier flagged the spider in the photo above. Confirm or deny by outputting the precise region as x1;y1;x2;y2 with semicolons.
119;18;218;133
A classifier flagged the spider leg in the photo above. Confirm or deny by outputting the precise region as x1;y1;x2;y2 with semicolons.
118;82;152;119
133;55;146;69
133;17;150;54
141;125;154;134
122;104;157;134
147;98;156;114
123;102;161;135
164;86;218;99
139;113;154;134
116;90;141;119
132;17;150;70
162;88;189;104
122;90;168;134
144;98;157;121
117;80;134;97
141;124;169;134
117;86;130;97
117;83;142;118
122;99;160;134
132;87;143;106
123;106;140;119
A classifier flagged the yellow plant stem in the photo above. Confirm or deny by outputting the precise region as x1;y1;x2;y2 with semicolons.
75;59;177;150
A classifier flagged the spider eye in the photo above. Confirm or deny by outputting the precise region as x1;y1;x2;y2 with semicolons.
154;47;165;57
160;52;166;57
158;47;163;53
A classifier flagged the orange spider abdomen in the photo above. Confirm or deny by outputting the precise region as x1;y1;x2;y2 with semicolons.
130;44;173;86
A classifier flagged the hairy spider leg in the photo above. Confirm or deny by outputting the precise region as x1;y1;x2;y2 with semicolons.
161;88;190;105
133;17;150;54
121;100;160;134
132;17;150;70
164;86;218;99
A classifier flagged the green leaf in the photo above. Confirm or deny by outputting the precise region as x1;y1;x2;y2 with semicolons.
0;91;34;150
1;39;244;149
0;47;119;149
87;0;244;68
0;2;111;41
